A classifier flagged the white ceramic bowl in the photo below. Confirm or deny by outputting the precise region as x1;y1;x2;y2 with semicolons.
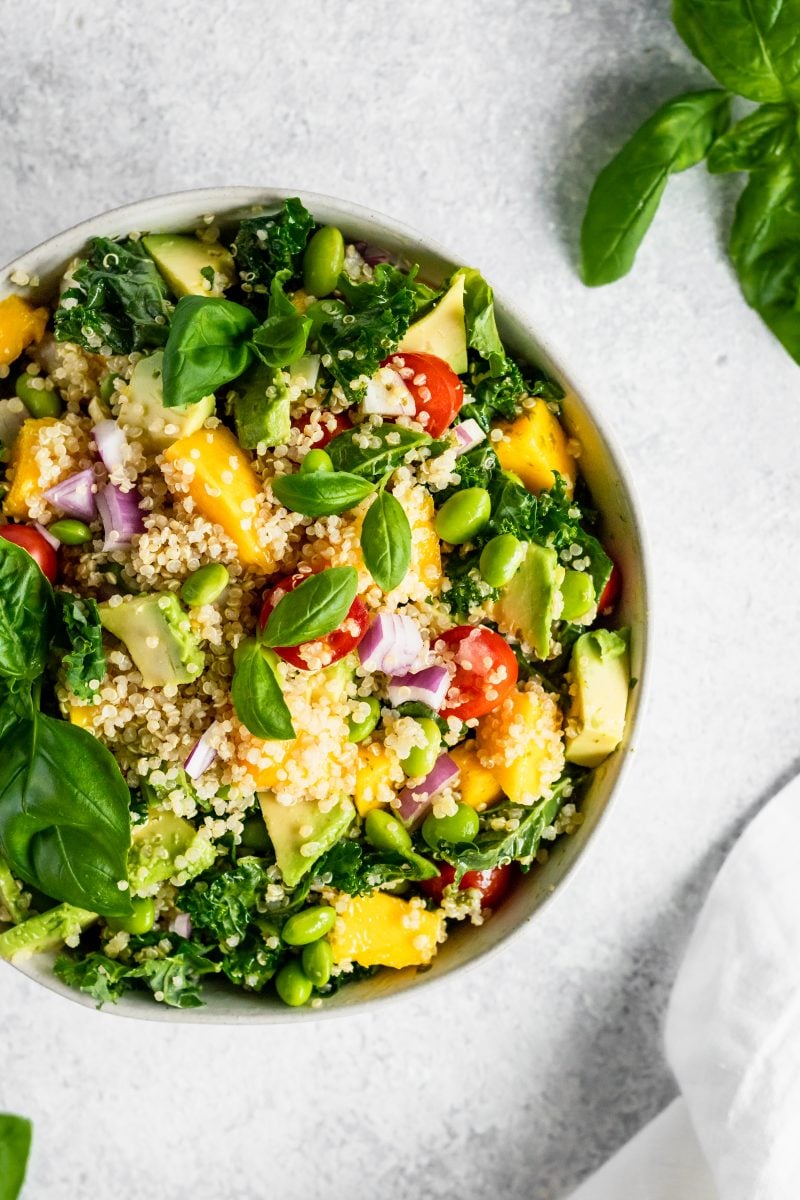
1;188;650;1022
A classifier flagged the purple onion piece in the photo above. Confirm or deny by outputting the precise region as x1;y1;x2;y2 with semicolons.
397;753;460;828
170;913;192;939
453;419;486;455
359;613;423;674
184;723;220;779
96;482;144;551
44;468;98;522
93;419;129;472
387;665;450;711
353;240;397;267
34;522;59;550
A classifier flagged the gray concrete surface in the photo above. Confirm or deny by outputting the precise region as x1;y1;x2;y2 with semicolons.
2;1;799;1197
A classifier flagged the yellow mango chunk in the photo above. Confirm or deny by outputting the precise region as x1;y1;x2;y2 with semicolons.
495;401;576;496
162;427;270;569
330;892;444;969
68;704;97;731
475;684;565;806
450;741;503;811
3;417;58;519
354;742;395;817
0;295;48;367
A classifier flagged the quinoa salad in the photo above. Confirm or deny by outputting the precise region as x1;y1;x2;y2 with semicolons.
0;199;631;1010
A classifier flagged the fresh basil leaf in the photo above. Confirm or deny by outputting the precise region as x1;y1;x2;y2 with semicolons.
327;424;431;479
233;198;315;291
251;312;311;368
673;0;800;103
580;89;731;286
729;157;800;363
261;566;358;648
707;103;797;173
231;361;291;450
54;237;173;354
162;295;257;408
271;470;375;516
0;536;53;683
53;592;105;702
453;268;506;375
0;1113;32;1200
232;642;295;740
360;491;412;591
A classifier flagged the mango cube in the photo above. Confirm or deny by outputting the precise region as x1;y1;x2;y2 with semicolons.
330;892;444;969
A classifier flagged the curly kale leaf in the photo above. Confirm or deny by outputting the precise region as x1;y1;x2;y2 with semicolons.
54;237;173;354
53;593;105;702
312;839;433;895
232;198;314;291
55;934;220;1009
54;951;131;1007
220;929;285;991
181;857;268;944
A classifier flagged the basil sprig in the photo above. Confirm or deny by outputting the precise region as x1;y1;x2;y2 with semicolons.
0;1113;32;1200
360;490;412;592
271;470;375;516
231;641;295;740
327;425;431;479
261;567;358;648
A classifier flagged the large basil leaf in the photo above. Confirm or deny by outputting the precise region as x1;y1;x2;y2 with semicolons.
231;642;295;740
0;1113;32;1200
0;536;53;683
580;89;731;286
271;470;375;516
162;295;257;407
261;566;358;648
327;425;431;479
360;491;412;591
729;157;800;362
707;103;797;173
54;592;106;701
673;0;800;103
0;712;132;916
250;270;311;368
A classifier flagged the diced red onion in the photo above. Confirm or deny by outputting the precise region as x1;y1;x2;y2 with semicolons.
361;366;415;417
34;522;59;550
453;419;486;455
354;240;397;267
359;614;423;674
387;665;450;711
44;469;97;522
96;482;144;551
397;753;460;827
93;419;129;472
170;913;192;938
184;722;221;779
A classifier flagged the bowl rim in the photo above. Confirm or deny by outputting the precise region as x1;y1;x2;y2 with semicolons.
0;185;652;1023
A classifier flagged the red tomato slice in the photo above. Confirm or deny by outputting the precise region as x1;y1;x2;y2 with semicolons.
292;410;352;449
382;351;463;437
259;570;369;671
420;862;514;909
598;561;621;614
0;523;57;583
437;625;518;721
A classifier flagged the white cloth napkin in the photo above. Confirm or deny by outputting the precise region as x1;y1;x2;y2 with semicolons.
568;771;800;1200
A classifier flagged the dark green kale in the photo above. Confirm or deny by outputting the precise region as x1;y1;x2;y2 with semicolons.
232;198;315;291
53;593;105;702
220;929;285;991
54;933;219;1009
312;839;433;895
53;950;130;1006
54;237;173;354
440;573;499;619
181;857;268;944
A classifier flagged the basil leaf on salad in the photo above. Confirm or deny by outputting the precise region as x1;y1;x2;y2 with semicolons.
231;642;295;740
360;490;412;591
707;103;797;173
673;0;800;104
162;295;257;407
53;593;106;702
0;536;53;683
0;1113;32;1200
327;425;431;479
261;566;358;648
271;470;375;516
454;268;507;375
250;271;311;368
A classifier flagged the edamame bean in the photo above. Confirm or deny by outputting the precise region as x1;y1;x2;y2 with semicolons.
435;488;491;545
302;938;333;988
306;298;346;336
99;372;121;404
108;895;156;936
347;695;381;743
364;808;414;856
303;226;346;298
560;569;595;622
240;814;270;852
180;562;230;607
300;448;334;474
275;960;313;1007
48;518;92;546
422;803;480;849
282;905;337;947
15;373;62;418
400;718;442;778
480;533;525;588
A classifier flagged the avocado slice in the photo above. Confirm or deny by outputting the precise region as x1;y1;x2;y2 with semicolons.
258;794;355;888
231;362;291;450
117;352;215;453
0;903;97;961
142;234;235;298
98;593;205;688
565;628;630;768
128;810;217;892
398;274;467;374
494;542;563;659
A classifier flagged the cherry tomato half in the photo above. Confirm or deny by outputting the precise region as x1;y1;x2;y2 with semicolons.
420;862;514;910
0;523;57;583
598;561;621;615
382;351;463;437
292;410;352;449
259;570;369;671
437;625;518;721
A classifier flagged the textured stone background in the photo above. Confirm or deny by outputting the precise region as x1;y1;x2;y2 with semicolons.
2;2;800;1197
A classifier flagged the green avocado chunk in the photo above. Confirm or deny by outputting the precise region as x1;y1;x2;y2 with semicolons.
98;593;205;689
142;234;235;298
494;541;563;660
128;810;217;893
117;351;215;452
398;273;467;374
565;628;630;768
258;794;355;889
0;903;97;961
231;361;291;450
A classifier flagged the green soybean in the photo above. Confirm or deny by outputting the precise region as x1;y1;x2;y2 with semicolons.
300;448;334;474
364;808;414;856
560;569;596;622
275;960;313;1007
49;518;92;546
108;895;156;936
303;226;346;298
435;488;491;545
400;718;442;778
282;905;337;947
302;938;333;988
422;803;480;849
240;814;270;852
347;696;381;743
180;563;230;607
15;373;62;418
480;533;525;588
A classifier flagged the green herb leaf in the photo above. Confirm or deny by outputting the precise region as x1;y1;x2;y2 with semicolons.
580;89;731;286
0;1113;32;1200
673;0;800;103
182;857;268;943
312;839;435;895
53;593;105;702
360;490;412;591
53;951;131;1007
327;424;431;479
233;198;315;290
707;102;797;173
231;642;295;740
261;566;358;648
56;933;220;1009
0;535;53;683
162;295;257;407
271;470;375;516
454;268;507;374
251;313;311;368
220;929;285;990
